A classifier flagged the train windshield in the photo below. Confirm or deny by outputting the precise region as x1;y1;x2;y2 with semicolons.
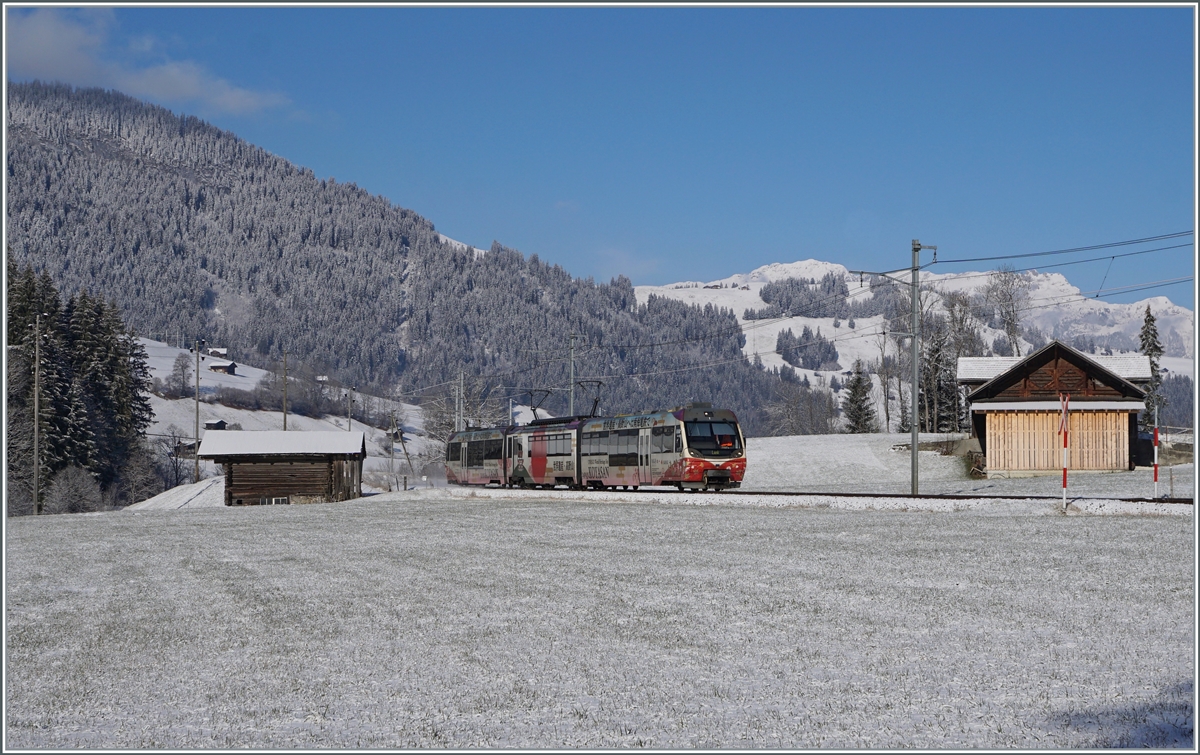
684;421;742;457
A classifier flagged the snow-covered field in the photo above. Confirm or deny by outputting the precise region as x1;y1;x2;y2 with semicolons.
6;494;1193;749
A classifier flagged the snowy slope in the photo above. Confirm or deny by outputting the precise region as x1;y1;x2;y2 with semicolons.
141;338;271;396
635;259;1194;426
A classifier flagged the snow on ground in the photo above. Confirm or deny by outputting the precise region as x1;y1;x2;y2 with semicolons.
6;496;1192;748
125;476;225;510
141;338;271;395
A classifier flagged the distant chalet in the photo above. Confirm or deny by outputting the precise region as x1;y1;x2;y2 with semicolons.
207;360;237;375
957;341;1150;478
198;431;366;506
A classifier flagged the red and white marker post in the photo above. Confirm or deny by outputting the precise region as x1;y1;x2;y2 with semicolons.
1153;425;1159;499
1058;392;1070;511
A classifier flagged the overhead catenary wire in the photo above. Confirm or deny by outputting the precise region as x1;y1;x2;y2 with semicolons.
931;230;1193;265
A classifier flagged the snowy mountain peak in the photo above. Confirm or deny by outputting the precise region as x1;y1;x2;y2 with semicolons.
666;259;851;290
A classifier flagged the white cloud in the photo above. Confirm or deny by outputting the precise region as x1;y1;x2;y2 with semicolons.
5;8;289;116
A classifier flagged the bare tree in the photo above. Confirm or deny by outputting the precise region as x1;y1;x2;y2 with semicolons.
765;378;837;436
419;376;509;455
873;329;899;433
155;424;193;488
982;265;1030;357
42;465;104;514
166;352;193;398
939;289;986;430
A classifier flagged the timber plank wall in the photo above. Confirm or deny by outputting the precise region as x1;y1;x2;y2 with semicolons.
223;455;363;505
985;410;1132;475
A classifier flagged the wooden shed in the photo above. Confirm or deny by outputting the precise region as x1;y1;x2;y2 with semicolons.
207;360;237;375
957;342;1149;478
197;431;366;506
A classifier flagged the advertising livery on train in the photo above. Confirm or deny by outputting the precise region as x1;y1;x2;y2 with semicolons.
445;402;746;491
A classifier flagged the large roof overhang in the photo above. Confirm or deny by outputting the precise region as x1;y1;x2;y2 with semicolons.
966;340;1147;403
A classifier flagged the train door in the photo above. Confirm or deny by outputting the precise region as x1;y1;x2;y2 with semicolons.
638;429;651;486
530;433;548;483
507;434;526;485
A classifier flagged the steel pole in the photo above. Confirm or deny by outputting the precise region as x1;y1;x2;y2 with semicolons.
911;241;920;496
33;314;41;514
194;340;201;483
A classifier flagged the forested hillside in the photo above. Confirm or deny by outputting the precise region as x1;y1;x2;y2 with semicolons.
6;82;780;432
6;262;157;514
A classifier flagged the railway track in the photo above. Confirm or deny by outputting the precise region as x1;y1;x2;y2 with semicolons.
723;489;1194;505
475;483;1194;505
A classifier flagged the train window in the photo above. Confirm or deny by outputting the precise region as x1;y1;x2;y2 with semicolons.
466;441;486;467
547;433;572;456
484;439;503;460
652;426;674;454
447;443;461;462
583;431;605;456
685;421;742;456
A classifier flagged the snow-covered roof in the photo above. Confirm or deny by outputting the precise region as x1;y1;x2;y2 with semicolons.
957;354;1152;382
970;400;1145;412
198;431;365;458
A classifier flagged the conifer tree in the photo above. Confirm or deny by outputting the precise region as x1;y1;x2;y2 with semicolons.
5;263;155;513
1139;305;1165;430
843;359;877;433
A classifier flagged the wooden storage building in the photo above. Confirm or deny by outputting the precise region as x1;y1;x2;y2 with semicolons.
197;431;366;506
957;342;1149;478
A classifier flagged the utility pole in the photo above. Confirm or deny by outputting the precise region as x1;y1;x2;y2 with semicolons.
910;240;936;496
194;338;204;483
282;348;288;431
33;314;42;515
389;410;396;490
568;334;578;417
457;370;464;431
848;238;935;496
346;386;356;431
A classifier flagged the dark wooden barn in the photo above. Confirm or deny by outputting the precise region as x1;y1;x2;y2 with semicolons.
957;341;1149;477
197;431;366;505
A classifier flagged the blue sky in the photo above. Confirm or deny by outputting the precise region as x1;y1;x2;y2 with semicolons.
6;5;1196;308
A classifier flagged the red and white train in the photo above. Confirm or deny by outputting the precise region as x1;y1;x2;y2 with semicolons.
445;402;746;491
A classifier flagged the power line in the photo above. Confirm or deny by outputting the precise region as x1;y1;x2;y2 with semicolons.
932;230;1193;265
925;242;1193;284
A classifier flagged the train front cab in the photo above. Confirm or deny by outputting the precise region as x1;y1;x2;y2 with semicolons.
669;405;746;490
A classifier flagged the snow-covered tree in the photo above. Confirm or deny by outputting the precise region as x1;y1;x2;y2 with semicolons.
842;360;877;434
1139;305;1165;430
